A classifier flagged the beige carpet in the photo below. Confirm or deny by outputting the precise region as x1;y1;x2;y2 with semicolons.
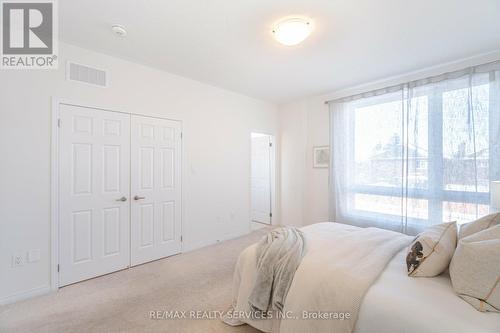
0;229;269;333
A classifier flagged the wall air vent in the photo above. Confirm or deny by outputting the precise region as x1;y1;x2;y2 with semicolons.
67;62;108;87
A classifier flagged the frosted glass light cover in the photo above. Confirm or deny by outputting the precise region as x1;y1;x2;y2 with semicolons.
272;18;313;46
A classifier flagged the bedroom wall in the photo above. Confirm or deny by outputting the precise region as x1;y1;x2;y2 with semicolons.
279;99;329;227
279;100;308;227
0;42;279;304
279;50;500;227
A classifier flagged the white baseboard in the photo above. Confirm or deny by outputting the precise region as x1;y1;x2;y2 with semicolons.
0;285;52;305
182;238;217;252
182;230;249;252
251;221;271;230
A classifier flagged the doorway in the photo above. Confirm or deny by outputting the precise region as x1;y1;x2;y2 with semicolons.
250;132;275;225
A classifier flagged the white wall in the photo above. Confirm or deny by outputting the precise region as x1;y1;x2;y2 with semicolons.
0;43;279;303
279;101;307;227
278;98;329;227
279;50;500;227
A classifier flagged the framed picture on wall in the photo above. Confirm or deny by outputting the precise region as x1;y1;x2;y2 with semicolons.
313;146;329;168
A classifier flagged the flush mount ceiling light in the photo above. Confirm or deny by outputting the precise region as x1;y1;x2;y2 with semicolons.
272;17;313;46
111;24;127;38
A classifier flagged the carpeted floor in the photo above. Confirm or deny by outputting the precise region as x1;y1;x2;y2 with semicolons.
0;229;269;333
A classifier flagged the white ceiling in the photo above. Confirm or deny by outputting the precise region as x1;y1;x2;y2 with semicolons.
60;0;500;103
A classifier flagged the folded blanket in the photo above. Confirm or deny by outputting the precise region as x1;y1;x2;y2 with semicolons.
248;226;305;313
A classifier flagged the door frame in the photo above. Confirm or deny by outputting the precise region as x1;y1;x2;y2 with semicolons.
50;98;183;290
249;131;277;226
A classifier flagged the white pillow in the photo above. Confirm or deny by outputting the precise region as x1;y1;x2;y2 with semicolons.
406;222;457;277
450;225;500;312
459;212;500;239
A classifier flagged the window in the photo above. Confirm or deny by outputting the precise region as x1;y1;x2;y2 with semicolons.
330;63;500;234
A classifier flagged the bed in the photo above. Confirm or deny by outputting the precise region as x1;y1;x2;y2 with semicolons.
228;222;500;333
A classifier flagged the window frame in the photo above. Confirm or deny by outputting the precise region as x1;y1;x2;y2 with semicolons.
344;81;493;228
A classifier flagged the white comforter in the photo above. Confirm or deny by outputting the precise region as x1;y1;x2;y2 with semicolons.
356;249;500;333
230;222;500;333
231;222;411;333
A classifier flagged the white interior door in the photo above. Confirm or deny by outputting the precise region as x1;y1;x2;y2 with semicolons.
59;105;130;286
251;133;272;224
130;115;182;266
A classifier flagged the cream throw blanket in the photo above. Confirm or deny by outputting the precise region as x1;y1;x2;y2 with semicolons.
229;223;411;333
249;226;305;312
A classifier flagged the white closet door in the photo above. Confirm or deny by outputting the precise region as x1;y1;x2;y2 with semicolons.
130;115;182;266
59;105;130;286
251;134;272;224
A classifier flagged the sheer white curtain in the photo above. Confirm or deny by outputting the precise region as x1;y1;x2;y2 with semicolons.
329;61;500;234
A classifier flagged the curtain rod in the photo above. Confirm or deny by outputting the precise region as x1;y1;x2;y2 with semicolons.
324;59;500;105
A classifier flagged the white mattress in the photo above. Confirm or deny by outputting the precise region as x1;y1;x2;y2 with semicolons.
355;249;500;333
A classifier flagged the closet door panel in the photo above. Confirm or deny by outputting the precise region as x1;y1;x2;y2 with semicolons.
130;115;182;266
59;105;130;286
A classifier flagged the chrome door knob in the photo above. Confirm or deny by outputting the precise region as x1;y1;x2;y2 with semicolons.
116;196;127;202
134;195;146;200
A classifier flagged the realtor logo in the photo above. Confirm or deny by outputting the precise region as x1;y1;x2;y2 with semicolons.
1;0;58;69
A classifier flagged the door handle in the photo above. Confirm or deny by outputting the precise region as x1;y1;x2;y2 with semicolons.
134;195;146;201
116;196;127;202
